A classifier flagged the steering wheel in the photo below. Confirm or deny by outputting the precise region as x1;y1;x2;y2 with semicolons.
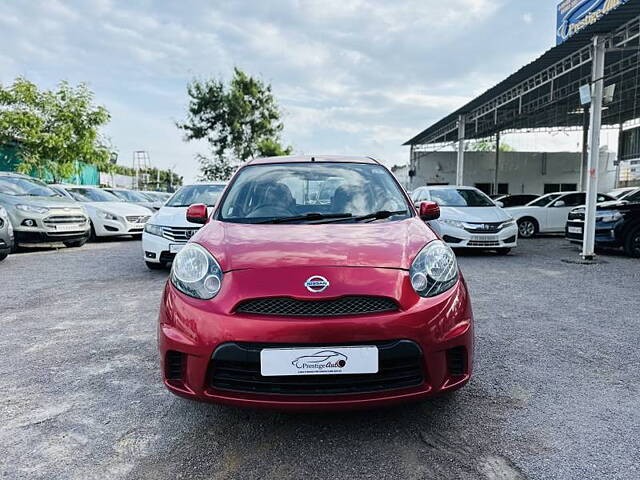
246;204;295;218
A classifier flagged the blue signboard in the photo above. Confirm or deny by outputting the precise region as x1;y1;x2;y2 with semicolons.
557;0;630;44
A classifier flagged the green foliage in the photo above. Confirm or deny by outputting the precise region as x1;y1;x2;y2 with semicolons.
470;139;515;152
0;77;112;181
177;68;292;181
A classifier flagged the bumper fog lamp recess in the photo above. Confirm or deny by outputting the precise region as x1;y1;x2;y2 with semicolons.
145;251;156;259
22;219;36;227
446;346;467;376
165;351;185;382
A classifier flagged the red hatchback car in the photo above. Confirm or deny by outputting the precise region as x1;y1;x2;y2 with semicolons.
158;156;474;410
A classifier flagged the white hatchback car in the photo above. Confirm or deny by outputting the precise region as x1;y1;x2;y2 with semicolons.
506;191;615;238
142;182;226;269
53;185;152;239
411;186;518;254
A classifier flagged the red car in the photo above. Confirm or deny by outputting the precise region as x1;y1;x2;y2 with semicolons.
158;156;474;410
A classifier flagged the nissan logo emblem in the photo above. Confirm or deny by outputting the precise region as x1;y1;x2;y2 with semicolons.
304;275;330;293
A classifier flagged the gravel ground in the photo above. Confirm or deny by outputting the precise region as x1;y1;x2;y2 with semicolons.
1;237;638;480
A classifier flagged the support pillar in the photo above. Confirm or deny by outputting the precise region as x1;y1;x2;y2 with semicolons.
494;132;501;195
582;36;606;260
580;105;590;191
456;115;466;186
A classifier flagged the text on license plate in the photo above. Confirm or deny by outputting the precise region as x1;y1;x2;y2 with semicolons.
568;226;583;234
170;244;184;254
260;346;378;376
55;224;83;232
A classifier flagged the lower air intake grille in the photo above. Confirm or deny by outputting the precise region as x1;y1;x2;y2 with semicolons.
165;351;184;380
210;340;424;395
235;296;398;317
446;346;466;376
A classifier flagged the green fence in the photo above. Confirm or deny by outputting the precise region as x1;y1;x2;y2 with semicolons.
0;144;99;185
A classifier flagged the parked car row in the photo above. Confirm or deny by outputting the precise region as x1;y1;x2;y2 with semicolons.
0;170;175;262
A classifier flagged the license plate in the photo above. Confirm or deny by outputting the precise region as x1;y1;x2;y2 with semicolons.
568;226;583;235
471;235;498;242
169;244;184;254
260;346;378;376
55;224;83;232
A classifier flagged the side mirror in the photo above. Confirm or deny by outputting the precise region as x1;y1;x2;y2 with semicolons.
552;200;566;208
186;203;208;224
419;201;440;221
495;201;504;208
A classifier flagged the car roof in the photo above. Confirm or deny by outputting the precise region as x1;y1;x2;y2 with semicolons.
181;182;227;186
0;171;32;178
246;155;380;166
419;185;480;191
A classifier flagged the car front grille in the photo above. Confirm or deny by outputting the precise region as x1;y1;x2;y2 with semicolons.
43;215;87;225
126;215;150;224
162;226;200;243
467;240;501;247
235;296;399;317
210;340;424;396
463;222;506;234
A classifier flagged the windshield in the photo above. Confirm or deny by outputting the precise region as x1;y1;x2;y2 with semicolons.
527;193;562;207
68;188;120;202
110;189;149;202
426;188;495;207
624;190;640;203
217;163;410;224
166;184;225;207
0;176;60;197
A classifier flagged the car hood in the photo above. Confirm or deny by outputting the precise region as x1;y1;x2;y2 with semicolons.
149;206;209;228
439;206;512;222
84;202;153;216
504;206;540;217
195;218;436;271
1;195;83;209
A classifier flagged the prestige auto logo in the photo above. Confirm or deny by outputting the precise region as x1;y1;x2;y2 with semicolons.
292;350;348;371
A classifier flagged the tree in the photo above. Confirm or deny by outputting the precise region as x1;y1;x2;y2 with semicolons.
470;138;515;152
177;68;292;181
0;77;111;181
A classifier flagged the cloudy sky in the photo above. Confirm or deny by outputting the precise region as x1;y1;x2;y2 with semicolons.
1;0;584;181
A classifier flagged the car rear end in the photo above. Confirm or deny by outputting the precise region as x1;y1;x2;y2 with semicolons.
566;207;624;248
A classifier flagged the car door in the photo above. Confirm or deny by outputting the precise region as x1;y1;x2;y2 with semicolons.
547;193;584;231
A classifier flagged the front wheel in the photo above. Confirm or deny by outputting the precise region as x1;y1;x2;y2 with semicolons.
0;251;8;262
518;218;538;238
623;226;640;258
64;238;88;248
495;248;511;256
146;261;167;270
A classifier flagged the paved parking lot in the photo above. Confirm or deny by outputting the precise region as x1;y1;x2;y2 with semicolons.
1;237;638;480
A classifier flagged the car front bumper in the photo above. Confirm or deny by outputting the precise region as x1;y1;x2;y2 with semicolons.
565;219;622;247
157;266;474;411
143;232;180;264
432;222;518;249
93;217;147;237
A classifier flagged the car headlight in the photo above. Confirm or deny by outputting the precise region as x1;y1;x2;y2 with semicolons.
501;219;517;229
439;219;465;229
410;240;459;298
170;243;223;300
97;210;118;221
144;223;164;237
16;204;49;214
0;206;7;218
596;211;623;223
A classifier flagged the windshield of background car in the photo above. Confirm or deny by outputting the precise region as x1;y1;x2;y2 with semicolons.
111;190;148;202
68;188;120;202
166;185;225;207
427;188;495;207
528;193;562;207
0;176;59;197
218;163;410;224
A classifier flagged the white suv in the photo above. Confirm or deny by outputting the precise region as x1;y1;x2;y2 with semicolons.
142;182;226;269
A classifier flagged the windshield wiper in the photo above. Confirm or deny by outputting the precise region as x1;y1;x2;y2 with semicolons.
315;210;409;224
258;212;353;224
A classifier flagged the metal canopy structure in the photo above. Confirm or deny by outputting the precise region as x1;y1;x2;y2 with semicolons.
404;0;640;260
405;0;640;148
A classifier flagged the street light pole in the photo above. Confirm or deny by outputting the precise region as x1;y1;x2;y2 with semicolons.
582;35;606;260
456;114;466;186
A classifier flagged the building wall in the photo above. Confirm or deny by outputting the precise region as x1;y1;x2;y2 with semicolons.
409;151;617;194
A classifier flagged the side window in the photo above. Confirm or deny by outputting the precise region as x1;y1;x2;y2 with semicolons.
596;194;609;202
562;193;584;207
411;189;423;202
626;191;640;202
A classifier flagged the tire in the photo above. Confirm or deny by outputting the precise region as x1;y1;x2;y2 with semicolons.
89;222;98;242
146;261;167;270
623;225;640;258
495;248;511;255
0;251;8;262
518;218;538;238
64;238;88;248
131;234;143;240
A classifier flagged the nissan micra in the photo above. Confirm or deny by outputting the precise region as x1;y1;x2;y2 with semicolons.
158;156;474;410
